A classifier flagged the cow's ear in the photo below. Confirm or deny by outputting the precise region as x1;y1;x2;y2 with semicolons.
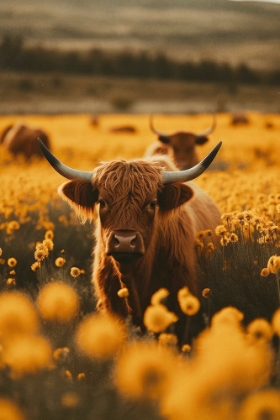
196;135;208;145
158;184;193;212
58;180;98;220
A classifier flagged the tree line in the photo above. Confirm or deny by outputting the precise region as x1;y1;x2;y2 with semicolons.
0;34;279;85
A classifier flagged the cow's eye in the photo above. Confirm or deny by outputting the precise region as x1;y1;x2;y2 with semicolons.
98;199;107;209
148;200;157;210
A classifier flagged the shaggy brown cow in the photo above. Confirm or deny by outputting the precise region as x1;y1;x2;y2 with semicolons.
146;114;217;170
0;123;51;159
38;140;221;336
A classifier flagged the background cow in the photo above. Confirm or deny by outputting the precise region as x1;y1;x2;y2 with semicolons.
1;123;51;159
146;114;217;170
38;140;221;340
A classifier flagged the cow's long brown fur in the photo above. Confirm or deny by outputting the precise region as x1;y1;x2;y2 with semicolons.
58;155;221;329
1;123;51;159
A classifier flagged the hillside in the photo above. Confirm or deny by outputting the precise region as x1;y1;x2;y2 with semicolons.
0;0;280;70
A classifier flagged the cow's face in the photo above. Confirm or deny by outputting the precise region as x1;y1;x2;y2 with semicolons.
59;160;193;265
159;132;209;170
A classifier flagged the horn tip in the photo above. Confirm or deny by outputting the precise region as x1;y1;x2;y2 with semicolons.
203;141;222;168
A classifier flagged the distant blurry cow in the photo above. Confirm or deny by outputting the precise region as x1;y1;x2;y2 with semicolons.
230;113;250;126
0;123;51;159
109;125;137;134
146;114;216;170
90;115;99;128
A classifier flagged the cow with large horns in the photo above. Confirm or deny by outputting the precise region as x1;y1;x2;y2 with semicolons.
146;114;217;170
38;140;222;338
0;123;51;159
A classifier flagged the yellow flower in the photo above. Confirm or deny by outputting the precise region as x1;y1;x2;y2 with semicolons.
53;347;70;362
44;230;54;240
267;255;280;274
55;257;66;267
202;288;211;299
70;267;81;278
272;308;280;336
64;370;72;380
229;233;238;243
143;304;178;333
177;286;190;300
260;267;270;277
238;389;280;420
247;318;273;343
206;242;215;253
3;335;52;377
75;313;126;359
42;238;54;251
7;258;17;268
221;213;233;223
117;288;129;298
34;248;48;262
0;292;39;340
0;248;2;257
220;236;230;247
196;231;205;240
178;293;200;316
6;220;20;235
37;282;80;322
181;344;191;353
6;278;16;286
114;341;178;400
31;261;41;272
211;306;244;327
0;398;25;420
150;288;170;305
77;372;86;381
215;225;227;236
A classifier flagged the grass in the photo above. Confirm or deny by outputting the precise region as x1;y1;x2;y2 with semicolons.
1;112;280;419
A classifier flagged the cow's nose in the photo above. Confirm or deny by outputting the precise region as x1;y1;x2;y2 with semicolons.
107;230;145;259
113;233;137;252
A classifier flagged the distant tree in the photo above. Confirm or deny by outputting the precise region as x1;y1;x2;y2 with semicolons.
0;35;24;70
236;63;260;84
153;53;173;79
267;69;280;85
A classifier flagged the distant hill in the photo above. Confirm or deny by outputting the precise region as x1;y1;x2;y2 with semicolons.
0;0;280;70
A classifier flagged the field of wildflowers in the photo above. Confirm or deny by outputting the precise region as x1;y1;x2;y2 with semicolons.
1;112;280;419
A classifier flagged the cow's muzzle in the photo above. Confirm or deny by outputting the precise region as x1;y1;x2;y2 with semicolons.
106;230;145;263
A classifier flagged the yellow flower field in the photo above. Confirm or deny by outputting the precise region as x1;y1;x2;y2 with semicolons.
1;111;280;420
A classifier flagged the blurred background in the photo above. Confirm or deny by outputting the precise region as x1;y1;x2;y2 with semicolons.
0;0;279;114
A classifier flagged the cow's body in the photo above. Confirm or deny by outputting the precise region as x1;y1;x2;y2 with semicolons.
38;141;221;338
1;123;51;159
146;115;216;170
90;177;220;326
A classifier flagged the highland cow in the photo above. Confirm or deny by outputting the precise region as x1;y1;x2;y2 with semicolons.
1;123;51;159
146;114;217;169
38;140;221;334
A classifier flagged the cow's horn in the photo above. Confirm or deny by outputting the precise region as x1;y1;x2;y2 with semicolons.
38;138;93;182
162;141;222;184
196;114;217;138
149;115;170;144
